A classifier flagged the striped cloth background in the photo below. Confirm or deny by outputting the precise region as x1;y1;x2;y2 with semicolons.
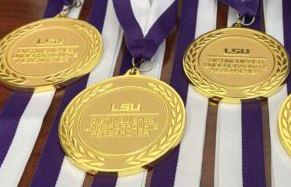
0;0;290;187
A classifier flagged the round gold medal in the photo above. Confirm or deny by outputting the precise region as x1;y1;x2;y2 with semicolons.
183;27;289;103
278;95;291;157
59;70;185;175
0;17;102;91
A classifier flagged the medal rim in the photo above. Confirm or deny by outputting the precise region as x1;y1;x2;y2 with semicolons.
0;17;103;92
183;27;290;103
278;94;291;157
59;72;186;175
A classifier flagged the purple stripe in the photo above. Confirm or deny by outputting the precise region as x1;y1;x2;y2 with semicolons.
221;0;259;17
0;93;32;166
169;0;198;102
150;146;180;187
142;1;178;61
44;0;65;17
113;0;177;60
63;0;74;6
120;46;134;75
31;77;88;187
242;101;266;187
283;0;291;93
31;1;108;187
92;173;118;187
112;0;144;59
149;1;199;186
0;0;64;167
242;2;266;187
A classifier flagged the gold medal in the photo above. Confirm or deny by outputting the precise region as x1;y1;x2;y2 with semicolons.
278;94;291;157
59;70;185;175
183;26;289;103
0;16;102;91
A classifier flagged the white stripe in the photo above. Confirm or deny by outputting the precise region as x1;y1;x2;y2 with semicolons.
195;0;218;37
174;90;208;187
0;2;85;186
264;1;291;187
87;0;124;86
116;171;146;187
216;103;242;187
174;0;218;186
145;0;175;34
214;8;243;187
130;0;151;34
130;0;175;35
263;0;284;44
227;7;237;26
0;91;55;186
55;157;86;187
56;1;123;186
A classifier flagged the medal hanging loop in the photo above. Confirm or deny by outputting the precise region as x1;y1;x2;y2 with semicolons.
58;0;82;17
234;13;256;27
131;58;154;73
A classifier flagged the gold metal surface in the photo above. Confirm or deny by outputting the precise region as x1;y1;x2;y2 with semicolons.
278;94;291;157
183;27;289;103
59;70;185;175
0;17;102;91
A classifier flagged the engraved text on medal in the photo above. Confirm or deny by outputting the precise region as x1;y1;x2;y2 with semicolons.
82;103;159;138
12;38;79;64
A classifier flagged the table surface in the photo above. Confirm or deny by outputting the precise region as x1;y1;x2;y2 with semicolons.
0;1;271;187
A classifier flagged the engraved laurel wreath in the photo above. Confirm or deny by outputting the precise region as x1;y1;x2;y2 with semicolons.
59;80;185;172
184;29;289;99
44;23;102;83
0;24;40;84
279;96;291;156
0;19;102;87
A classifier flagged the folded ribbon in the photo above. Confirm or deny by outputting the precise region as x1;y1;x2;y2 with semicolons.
222;0;259;17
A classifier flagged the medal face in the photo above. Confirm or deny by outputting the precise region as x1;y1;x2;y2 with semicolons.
278;95;291;157
59;71;185;175
184;27;289;103
0;17;102;91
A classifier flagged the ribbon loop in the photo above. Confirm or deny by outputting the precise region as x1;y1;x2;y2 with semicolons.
113;0;177;62
222;0;259;17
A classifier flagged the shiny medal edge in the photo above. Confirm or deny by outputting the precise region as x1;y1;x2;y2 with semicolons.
278;94;291;157
183;27;290;103
58;70;186;175
0;17;103;92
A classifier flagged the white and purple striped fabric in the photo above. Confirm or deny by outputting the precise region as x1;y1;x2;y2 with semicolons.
0;0;291;187
0;1;84;186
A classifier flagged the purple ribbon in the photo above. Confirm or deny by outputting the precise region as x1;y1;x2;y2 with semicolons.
112;0;177;61
283;0;291;93
87;1;182;186
0;0;64;167
63;0;73;6
0;93;32;166
221;0;259;17
149;0;200;186
241;2;267;187
242;101;266;187
31;1;110;187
